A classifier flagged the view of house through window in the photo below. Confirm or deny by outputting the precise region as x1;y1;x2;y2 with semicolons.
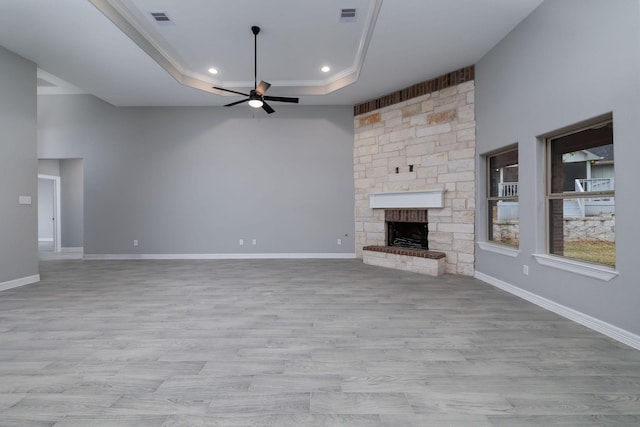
488;147;519;247
547;120;615;266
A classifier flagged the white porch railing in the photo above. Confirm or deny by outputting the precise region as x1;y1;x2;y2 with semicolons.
498;182;518;197
573;180;586;217
571;178;615;217
496;182;519;221
577;178;614;192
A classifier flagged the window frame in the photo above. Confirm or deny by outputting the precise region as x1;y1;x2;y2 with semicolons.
544;117;615;266
486;145;519;247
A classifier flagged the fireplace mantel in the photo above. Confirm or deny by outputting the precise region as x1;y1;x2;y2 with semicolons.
369;189;445;209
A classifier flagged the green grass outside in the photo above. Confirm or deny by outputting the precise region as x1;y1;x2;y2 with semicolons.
491;239;615;267
564;240;615;267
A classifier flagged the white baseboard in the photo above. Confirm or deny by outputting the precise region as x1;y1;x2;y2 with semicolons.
475;271;640;351
83;253;357;260
61;247;84;253
38;238;54;243
0;274;40;292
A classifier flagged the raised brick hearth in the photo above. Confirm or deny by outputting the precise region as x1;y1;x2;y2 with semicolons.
363;245;446;259
362;246;446;276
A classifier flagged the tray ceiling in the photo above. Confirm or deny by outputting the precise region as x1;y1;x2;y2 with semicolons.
0;0;544;106
91;0;381;96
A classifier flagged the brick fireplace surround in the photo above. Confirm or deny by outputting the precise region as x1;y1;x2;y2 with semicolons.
354;67;476;276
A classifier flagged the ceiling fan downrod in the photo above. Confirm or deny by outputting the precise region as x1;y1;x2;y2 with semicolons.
252;26;260;90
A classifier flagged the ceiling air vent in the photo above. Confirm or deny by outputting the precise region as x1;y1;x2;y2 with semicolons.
150;12;173;24
340;8;357;23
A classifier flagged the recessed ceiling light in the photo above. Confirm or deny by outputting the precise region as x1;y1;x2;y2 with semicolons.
321;66;331;73
208;68;218;75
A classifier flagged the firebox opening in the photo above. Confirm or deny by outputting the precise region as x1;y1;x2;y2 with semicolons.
387;221;428;249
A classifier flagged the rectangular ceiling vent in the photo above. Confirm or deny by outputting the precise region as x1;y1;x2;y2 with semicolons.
150;12;173;25
340;8;357;23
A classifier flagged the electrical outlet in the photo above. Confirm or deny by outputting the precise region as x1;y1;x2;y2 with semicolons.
133;240;138;246
523;265;529;275
337;238;342;245
239;239;244;246
252;239;257;245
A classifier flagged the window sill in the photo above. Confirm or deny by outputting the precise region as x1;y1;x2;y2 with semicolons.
532;254;618;282
477;242;519;258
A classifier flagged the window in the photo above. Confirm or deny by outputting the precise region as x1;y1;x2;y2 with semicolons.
487;147;519;247
547;119;615;267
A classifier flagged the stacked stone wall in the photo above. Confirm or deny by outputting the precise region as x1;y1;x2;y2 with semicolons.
354;81;476;276
492;215;615;243
564;214;615;242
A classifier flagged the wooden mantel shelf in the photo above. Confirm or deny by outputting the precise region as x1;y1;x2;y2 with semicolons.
369;189;445;209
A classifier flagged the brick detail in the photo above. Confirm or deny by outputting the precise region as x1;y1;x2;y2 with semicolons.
385;209;428;223
363;245;445;259
354;66;475;116
550;143;565;255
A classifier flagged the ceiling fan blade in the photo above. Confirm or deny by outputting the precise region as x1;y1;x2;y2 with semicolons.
263;95;299;104
224;99;249;107
256;80;271;96
214;87;250;97
262;101;275;114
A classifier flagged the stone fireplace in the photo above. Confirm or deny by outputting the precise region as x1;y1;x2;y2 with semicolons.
353;68;476;276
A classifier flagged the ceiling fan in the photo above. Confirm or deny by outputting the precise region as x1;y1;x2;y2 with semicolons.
213;26;299;114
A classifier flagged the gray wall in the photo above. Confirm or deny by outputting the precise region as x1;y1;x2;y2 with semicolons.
0;45;38;283
38;159;60;176
38;95;355;255
475;0;640;334
60;159;84;248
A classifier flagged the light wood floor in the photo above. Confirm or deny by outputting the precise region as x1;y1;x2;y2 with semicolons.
0;259;639;426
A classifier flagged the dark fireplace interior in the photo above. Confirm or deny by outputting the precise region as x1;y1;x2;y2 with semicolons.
387;222;428;249
385;209;429;250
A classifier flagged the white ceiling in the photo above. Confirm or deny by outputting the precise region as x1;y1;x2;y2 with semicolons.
0;0;543;107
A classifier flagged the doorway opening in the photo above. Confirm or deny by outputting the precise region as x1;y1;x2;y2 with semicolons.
38;174;61;253
37;158;84;260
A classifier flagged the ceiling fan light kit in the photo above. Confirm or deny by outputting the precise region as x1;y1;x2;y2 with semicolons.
213;26;299;114
248;98;263;108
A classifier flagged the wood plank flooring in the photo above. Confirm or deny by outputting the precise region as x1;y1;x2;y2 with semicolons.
0;259;639;426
